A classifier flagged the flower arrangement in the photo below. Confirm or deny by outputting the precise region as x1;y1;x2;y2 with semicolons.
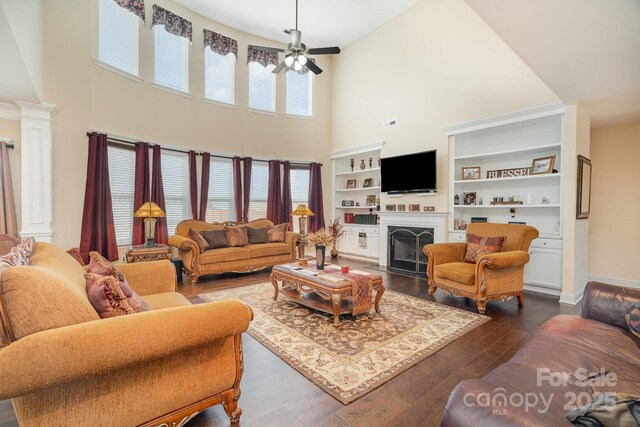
328;217;345;240
306;228;334;247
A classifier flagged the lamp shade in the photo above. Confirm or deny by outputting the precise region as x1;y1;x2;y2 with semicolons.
291;204;314;217
133;202;166;218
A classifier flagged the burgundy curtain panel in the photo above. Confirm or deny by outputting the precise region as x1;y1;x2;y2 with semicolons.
281;161;292;230
242;157;252;222
0;141;18;236
132;143;150;245
232;156;242;222
199;152;211;221
307;162;325;233
188;150;198;219
266;160;282;223
151;145;169;244
79;133;118;263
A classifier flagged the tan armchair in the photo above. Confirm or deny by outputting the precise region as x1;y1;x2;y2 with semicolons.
0;242;253;426
423;223;539;313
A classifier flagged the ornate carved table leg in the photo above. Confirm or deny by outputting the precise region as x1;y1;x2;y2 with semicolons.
331;293;341;327
374;282;385;314
269;273;279;301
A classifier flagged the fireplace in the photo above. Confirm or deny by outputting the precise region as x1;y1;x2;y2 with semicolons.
388;226;434;275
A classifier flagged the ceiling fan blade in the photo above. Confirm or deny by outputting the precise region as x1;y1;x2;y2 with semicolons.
307;47;341;55
305;60;323;75
251;45;285;53
272;61;288;74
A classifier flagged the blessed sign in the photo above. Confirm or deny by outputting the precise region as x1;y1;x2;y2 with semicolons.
487;167;531;179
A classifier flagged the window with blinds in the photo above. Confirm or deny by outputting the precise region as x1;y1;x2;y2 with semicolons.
286;71;312;116
248;62;276;112
154;25;189;92
107;145;136;246
206;158;236;223
99;0;139;76
161;151;190;236
290;167;310;233
204;48;235;104
248;163;269;220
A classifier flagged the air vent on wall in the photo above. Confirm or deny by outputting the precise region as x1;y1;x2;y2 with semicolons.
383;119;397;128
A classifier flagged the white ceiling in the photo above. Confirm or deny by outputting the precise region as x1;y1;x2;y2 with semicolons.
465;0;640;127
172;0;421;48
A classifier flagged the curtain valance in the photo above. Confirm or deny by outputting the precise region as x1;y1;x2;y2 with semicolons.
247;46;279;68
203;29;238;58
113;0;145;22
152;4;192;43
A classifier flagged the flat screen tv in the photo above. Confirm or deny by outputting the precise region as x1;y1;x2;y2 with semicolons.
381;150;437;194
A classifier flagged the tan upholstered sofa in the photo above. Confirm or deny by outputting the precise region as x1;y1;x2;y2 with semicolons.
423;223;539;313
169;219;300;284
0;242;253;426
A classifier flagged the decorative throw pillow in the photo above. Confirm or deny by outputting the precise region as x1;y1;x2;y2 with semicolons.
188;228;209;253
66;247;85;265
85;273;148;318
267;223;288;242
0;237;35;266
248;227;269;244
201;230;229;249
464;234;506;264
87;252;150;312
224;227;249;247
626;302;640;339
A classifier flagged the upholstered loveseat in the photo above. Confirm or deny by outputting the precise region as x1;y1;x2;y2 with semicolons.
0;242;253;426
169;219;300;284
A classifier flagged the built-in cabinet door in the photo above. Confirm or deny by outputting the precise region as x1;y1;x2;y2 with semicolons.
524;248;562;290
367;233;380;259
343;230;358;255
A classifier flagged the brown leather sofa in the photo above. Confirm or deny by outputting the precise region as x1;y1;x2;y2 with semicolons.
169;219;300;284
424;223;539;313
0;242;253;426
441;281;640;426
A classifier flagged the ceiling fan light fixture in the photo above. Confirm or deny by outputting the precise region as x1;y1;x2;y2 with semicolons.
293;60;303;71
298;54;308;65
285;55;294;67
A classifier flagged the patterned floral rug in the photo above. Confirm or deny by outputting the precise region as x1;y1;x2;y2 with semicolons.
199;283;489;404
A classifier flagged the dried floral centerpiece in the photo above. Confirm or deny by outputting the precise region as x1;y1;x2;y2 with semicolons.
328;218;345;258
306;228;334;270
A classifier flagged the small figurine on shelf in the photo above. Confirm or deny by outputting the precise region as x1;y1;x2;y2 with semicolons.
369;157;373;169
350;158;354;171
378;157;381;168
527;191;534;205
360;159;366;170
454;194;460;205
541;197;550;205
479;197;484;205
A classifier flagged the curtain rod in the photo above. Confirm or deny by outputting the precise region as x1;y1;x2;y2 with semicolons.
87;132;320;166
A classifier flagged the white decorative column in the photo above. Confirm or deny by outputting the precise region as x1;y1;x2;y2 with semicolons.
15;101;56;242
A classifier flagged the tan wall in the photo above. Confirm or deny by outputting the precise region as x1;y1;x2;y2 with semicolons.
589;121;640;282
330;0;559;211
0;118;21;231
43;0;332;249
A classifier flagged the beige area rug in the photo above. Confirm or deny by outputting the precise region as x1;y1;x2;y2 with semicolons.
199;283;489;404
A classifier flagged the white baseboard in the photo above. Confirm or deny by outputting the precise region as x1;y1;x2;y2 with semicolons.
524;283;561;297
559;291;583;306
588;275;640;289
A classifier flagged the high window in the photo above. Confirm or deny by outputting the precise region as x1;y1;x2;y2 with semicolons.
154;25;189;92
286;71;313;116
161;151;190;236
204;48;235;104
248;163;269;220
98;0;139;76
206;158;236;223
107;144;136;246
248;62;276;112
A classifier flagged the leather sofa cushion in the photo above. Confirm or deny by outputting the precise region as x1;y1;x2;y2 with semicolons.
434;262;475;286
245;243;290;258
248;227;269;244
143;292;191;309
199;247;250;265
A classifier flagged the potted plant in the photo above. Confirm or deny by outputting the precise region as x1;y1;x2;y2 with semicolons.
328;218;345;258
306;228;334;270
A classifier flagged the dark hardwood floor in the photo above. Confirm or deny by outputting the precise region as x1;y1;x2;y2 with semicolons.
0;260;580;427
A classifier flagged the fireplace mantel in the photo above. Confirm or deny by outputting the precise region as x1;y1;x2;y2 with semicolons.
378;212;449;267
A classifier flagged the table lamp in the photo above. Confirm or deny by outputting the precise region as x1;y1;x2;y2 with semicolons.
133;202;166;247
291;204;314;235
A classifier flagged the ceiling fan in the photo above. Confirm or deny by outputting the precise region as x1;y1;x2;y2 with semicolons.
251;0;341;75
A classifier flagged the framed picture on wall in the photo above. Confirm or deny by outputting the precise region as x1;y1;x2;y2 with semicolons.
576;155;591;219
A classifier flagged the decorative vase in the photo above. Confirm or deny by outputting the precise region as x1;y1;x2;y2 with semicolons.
330;244;338;259
350;158;354;171
368;157;372;168
360;160;366;170
315;245;326;270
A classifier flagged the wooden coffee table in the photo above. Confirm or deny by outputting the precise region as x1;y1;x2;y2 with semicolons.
270;263;385;327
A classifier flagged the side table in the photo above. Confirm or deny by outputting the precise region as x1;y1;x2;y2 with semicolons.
126;244;171;263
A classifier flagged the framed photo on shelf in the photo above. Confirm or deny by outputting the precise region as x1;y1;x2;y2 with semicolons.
462;166;481;180
531;155;555;175
423;206;435;212
366;195;377;206
363;178;373;188
346;179;357;189
385;204;396;211
341;200;355;207
397;204;406;212
576;155;591;219
463;192;476;205
408;204;420;211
